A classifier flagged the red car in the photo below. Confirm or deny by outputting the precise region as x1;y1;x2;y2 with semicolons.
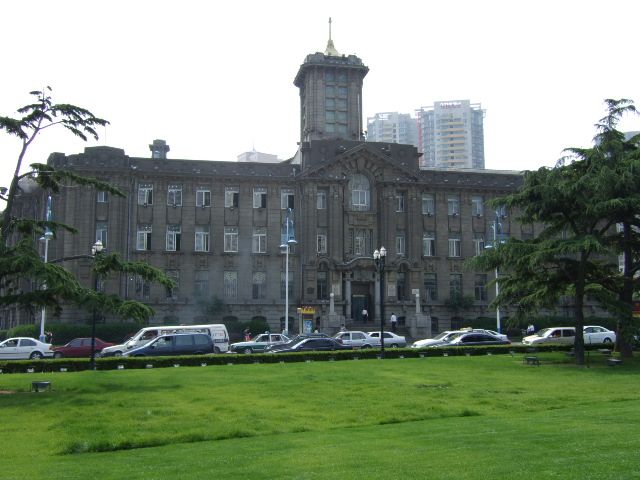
53;338;115;358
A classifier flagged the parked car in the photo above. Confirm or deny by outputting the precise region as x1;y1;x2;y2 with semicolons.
333;331;379;349
0;337;54;360
583;326;616;344
445;332;511;347
266;337;350;353
475;329;509;342
53;338;115;358
411;331;465;349
367;331;407;348
229;333;290;354
522;327;575;346
263;333;329;352
122;333;214;357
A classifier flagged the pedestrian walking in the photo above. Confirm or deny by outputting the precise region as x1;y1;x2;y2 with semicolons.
390;313;397;333
243;328;251;341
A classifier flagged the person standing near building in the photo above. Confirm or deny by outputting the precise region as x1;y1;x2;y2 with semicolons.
362;308;368;323
390;313;397;333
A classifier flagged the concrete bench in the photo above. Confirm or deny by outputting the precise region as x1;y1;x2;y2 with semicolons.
31;381;52;392
607;358;622;367
524;356;540;366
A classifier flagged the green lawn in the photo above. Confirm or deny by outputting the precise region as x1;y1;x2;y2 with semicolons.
1;353;639;479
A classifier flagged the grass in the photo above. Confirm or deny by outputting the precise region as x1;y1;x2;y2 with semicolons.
0;352;639;479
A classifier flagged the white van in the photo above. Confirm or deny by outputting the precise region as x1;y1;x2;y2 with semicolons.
100;324;229;356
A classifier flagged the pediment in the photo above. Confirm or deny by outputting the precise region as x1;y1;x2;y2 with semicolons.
299;142;421;183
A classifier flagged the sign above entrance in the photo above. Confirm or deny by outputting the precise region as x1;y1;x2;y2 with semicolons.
300;306;316;314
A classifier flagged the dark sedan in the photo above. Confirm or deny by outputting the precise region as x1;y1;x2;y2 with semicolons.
432;332;511;348
53;337;115;358
266;337;350;353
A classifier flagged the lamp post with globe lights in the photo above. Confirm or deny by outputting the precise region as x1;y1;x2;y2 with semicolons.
373;246;387;357
90;240;104;370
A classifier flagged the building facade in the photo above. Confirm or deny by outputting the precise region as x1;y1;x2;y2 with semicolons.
416;100;485;170
3;37;528;337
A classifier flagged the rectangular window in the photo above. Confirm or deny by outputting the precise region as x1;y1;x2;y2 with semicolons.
472;196;484;217
449;273;462;296
423;232;436;257
281;188;295;209
194;271;209;298
395;192;405;213
166;225;181;252
448;237;461;257
166;270;179;299
196;188;211;207
95;222;108;248
252;227;267;253
353;229;370;256
136;225;152;251
280;271;294;300
225;186;239;208
224;227;238;253
316;191;327;210
195;226;210;252
317;271;329;300
252;272;267;299
134;275;150;300
253;187;267;209
396;234;406;256
224;271;237;299
423;273;438;301
138;184;153;205
475;274;488;301
167;185;182;206
397;271;407;300
422;194;435;215
317;232;327;254
447;195;460;216
97;191;108;203
473;234;485;256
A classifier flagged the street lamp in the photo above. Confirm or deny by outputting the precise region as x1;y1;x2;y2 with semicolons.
39;195;54;343
90;239;104;370
485;211;504;334
373;246;387;358
280;208;297;335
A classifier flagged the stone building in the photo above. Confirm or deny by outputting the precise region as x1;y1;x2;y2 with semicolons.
3;36;529;337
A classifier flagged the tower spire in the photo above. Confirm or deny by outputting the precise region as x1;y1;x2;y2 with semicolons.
324;17;340;56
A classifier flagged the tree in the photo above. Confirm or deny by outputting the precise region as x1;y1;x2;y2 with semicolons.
469;99;640;364
0;88;173;324
444;292;475;317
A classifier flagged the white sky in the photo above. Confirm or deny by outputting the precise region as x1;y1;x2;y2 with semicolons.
2;0;639;191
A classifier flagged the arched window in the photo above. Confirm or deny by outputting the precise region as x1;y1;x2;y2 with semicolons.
349;174;370;211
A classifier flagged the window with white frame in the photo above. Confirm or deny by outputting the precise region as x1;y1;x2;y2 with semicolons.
196;188;211;207
224;271;237;299
448;237;461;257
97;191;108;203
317;231;327;254
136;225;152;251
395;192;405;213
138;184;153;205
474;274;488;301
280;188;295;209
350;174;370;211
166;270;179;299
224;227;238;252
316;190;327;209
195;226;210;252
447;195;460;216
253;187;267;209
95;222;108;248
194;270;209;298
472;196;484;217
166;225;181;251
225;186;239;208
423;273;438;301
252;227;267;253
422;194;435;215
395;233;406;256
353;229;370;256
167;185;182;206
252;272;267;299
473;234;485;256
423;232;436;257
134;275;150;300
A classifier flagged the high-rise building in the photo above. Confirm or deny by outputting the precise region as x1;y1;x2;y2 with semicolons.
237;150;279;163
366;112;418;147
417;100;485;169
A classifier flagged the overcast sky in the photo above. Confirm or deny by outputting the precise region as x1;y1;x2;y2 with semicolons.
2;0;639;193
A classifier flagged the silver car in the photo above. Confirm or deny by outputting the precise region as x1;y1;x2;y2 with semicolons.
367;331;407;348
333;331;379;348
0;337;54;360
